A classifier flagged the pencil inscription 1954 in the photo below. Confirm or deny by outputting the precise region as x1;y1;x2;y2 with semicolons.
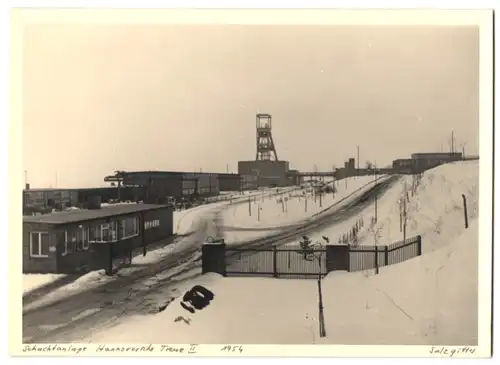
220;345;244;354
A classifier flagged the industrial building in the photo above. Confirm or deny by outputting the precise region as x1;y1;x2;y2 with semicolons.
22;187;143;215
238;160;291;187
238;113;293;187
392;152;464;174
217;173;242;192
104;170;244;204
23;188;77;214
23;203;174;274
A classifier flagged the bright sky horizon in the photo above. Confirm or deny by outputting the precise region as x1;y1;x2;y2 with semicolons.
22;24;479;188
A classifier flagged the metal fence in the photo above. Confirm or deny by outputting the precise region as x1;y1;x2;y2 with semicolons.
213;235;422;279
348;235;421;272
226;247;328;279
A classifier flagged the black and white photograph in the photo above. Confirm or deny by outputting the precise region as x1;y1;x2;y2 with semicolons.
8;7;494;358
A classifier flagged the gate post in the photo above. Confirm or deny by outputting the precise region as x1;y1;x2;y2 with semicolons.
273;246;278;278
326;245;350;272
202;242;227;276
417;235;422;256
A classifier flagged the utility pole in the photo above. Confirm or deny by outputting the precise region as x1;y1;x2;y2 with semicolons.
226;164;229;173
451;129;455;154
357;145;360;178
460;142;467;159
374;162;378;222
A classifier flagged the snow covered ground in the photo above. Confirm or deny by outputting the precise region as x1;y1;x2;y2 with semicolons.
284;161;479;251
223;176;382;230
222;176;389;245
22;188;285;310
87;217;479;346
84;161;482;347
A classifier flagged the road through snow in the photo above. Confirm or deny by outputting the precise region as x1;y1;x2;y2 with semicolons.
22;177;399;343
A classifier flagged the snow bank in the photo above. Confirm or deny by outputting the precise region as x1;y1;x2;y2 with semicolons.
88;217;478;346
292;161;478;251
23;270;113;312
23;274;66;294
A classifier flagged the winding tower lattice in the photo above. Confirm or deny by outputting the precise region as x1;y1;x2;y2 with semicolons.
255;113;279;161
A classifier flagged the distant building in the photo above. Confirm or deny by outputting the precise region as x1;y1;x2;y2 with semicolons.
393;152;463;174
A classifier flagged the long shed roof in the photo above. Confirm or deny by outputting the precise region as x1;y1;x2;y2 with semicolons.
23;203;171;225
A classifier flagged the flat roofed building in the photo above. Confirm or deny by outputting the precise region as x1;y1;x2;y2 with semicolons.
23;203;174;274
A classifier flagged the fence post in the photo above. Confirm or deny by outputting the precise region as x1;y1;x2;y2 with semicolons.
384;245;389;266
317;258;326;338
273;246;278;278
462;194;469;229
374;245;379;275
417;235;422;256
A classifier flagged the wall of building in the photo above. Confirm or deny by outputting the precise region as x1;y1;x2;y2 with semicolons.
182;179;196;196
121;171;225;200
241;174;258;190
410;152;463;160
143;175;183;203
142;206;174;243
238;160;290;187
22;222;58;273
183;173;220;196
23;189;75;212
218;174;241;192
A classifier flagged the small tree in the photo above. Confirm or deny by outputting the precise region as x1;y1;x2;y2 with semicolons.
300;235;313;260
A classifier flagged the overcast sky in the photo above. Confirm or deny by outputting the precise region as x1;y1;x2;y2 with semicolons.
22;24;479;188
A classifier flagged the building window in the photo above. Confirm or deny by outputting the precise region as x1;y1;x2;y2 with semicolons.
89;222;118;243
121;217;139;239
82;235;90;250
29;232;50;258
63;226;90;256
144;219;160;230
